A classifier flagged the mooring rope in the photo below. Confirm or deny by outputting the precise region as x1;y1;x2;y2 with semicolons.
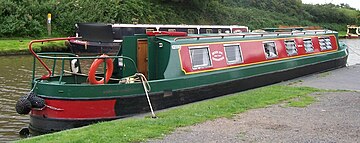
136;73;156;118
30;82;38;92
29;81;64;111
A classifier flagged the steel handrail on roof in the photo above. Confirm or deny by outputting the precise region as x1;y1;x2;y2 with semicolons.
173;30;335;41
29;37;80;79
32;52;137;84
29;37;137;81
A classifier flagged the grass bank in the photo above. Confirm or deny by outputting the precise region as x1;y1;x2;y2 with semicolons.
338;31;347;38
19;85;321;143
0;39;67;56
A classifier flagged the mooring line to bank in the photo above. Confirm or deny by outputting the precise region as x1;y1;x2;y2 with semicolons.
137;73;156;118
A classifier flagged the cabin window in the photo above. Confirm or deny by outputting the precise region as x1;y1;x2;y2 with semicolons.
263;41;278;59
168;29;176;32
318;37;332;51
348;28;357;34
206;29;213;34
146;29;154;32
224;44;243;64
188;29;195;34
303;38;314;53
284;40;298;56
189;46;212;69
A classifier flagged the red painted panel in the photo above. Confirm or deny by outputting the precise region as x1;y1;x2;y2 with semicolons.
31;99;116;119
179;46;192;72
295;38;306;55
329;35;338;50
180;35;338;74
180;46;216;72
209;44;227;68
311;37;321;53
274;40;287;58
240;41;266;63
180;44;229;72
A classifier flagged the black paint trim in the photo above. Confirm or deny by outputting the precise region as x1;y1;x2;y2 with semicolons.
68;40;120;55
29;115;117;135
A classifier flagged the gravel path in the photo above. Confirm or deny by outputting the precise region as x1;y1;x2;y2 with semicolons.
288;65;360;91
147;92;359;143
147;65;360;143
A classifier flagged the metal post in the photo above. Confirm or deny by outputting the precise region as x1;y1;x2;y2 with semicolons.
103;57;107;84
52;58;57;76
47;13;51;36
59;59;65;84
32;56;36;87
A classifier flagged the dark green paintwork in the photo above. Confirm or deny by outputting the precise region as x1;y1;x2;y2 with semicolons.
32;31;347;99
148;37;172;80
122;35;146;77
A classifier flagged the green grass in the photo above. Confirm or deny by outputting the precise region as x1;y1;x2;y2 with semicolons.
287;95;316;107
338;31;347;38
0;39;67;55
18;85;320;143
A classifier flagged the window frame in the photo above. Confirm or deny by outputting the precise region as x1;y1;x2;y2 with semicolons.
262;41;278;59
223;44;243;65
206;29;213;34
303;38;314;53
168;29;176;32
187;29;195;34
146;29;154;32
318;37;332;51
188;46;212;70
284;39;298;56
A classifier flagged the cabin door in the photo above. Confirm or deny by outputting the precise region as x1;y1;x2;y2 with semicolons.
137;39;148;78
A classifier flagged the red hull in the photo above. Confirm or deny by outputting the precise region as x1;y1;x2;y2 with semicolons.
31;99;116;119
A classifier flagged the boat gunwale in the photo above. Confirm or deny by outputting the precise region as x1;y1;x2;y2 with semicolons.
33;51;348;100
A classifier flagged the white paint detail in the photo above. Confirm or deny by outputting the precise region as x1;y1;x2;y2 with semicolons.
172;45;181;49
211;50;225;61
71;59;79;73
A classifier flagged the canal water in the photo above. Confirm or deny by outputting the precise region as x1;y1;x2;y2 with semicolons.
0;39;359;142
0;55;34;142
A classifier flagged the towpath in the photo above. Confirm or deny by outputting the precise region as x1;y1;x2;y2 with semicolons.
146;40;360;143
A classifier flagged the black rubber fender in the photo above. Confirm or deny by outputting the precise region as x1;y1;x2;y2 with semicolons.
28;92;45;109
15;96;32;114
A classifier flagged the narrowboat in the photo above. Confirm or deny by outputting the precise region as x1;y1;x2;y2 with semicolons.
16;28;348;135
346;25;360;38
67;23;248;54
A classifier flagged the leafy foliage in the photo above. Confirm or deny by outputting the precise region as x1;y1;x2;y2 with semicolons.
0;0;359;37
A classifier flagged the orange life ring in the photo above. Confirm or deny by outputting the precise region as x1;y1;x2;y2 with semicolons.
88;54;114;84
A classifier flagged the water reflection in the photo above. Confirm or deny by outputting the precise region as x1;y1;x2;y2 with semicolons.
0;54;96;142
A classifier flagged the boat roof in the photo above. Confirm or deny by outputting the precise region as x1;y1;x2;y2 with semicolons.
155;30;338;45
111;23;248;29
262;27;305;32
